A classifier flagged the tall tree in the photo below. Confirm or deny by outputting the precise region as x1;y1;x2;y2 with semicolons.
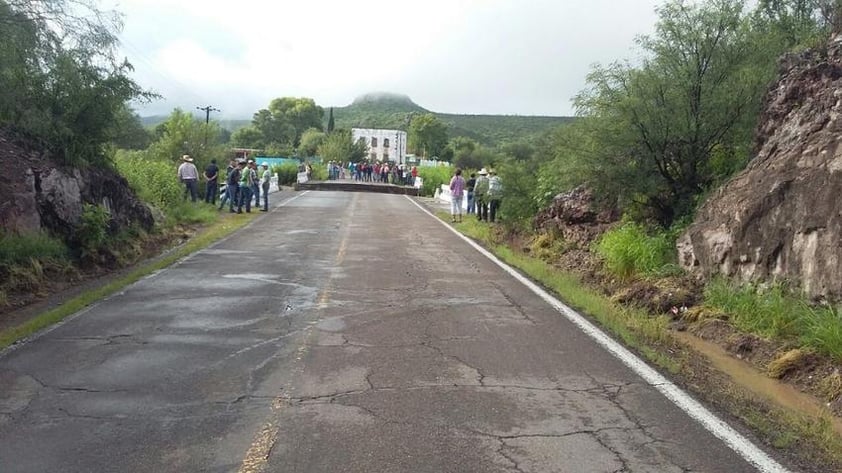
110;105;152;150
409;113;448;158
0;0;151;165
574;0;776;225
327;107;335;133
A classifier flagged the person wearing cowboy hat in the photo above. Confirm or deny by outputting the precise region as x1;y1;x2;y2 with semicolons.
474;168;490;222
177;154;199;203
259;162;272;211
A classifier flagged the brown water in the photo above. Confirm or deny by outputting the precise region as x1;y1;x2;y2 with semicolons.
673;331;842;436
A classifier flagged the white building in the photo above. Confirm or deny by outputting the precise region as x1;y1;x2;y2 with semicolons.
352;128;407;164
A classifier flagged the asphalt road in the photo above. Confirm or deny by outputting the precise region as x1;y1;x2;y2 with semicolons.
0;191;789;472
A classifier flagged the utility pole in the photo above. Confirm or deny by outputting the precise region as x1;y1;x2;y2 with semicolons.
196;106;220;148
196;105;220;124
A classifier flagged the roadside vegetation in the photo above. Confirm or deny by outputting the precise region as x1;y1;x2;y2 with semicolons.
443;214;842;470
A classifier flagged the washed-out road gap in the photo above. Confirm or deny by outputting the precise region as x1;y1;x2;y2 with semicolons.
0;191;788;472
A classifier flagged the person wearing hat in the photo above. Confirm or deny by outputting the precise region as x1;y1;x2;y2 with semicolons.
474;168;490;222
259;162;272;211
177;154;199;203
487;169;503;223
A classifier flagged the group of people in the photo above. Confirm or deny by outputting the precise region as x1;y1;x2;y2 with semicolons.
217;158;273;213
449;167;503;223
349;161;418;186
175;154;273;213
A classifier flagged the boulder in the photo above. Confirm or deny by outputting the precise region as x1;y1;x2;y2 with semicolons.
0;126;153;242
533;186;618;247
679;37;842;299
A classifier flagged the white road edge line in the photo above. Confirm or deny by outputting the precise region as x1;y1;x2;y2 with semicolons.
0;191;311;358
404;195;791;473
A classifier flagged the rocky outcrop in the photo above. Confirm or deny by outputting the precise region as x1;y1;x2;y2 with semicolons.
679;37;842;299
0;127;153;242
533;186;618;247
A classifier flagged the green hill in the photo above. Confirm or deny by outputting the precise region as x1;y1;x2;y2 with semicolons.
328;92;574;145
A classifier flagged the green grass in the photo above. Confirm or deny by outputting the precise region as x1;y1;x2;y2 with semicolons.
166;201;219;225
594;222;676;280
705;278;842;362
0;213;257;349
447;214;678;372
439;212;842;467
0;232;70;265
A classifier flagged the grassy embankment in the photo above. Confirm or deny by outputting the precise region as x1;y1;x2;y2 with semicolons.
0;210;256;349
440;213;842;469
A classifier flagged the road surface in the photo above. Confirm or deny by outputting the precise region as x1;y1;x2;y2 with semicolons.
0;191;789;472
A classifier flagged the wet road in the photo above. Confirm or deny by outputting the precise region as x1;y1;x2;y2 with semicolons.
0;191;789;472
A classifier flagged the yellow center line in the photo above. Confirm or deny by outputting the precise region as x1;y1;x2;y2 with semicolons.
237;193;358;473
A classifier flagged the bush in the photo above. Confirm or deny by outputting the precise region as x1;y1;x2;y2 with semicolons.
497;159;540;228
594;222;675;279
273;163;300;186
77;204;111;251
115;150;182;210
417;166;453;197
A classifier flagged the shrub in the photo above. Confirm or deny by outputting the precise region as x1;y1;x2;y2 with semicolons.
273;163;300;186
417;166;453;197
77;204;110;251
594;222;675;279
114;150;182;210
497;159;540;228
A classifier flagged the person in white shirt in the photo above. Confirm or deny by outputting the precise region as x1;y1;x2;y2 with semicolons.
177;154;199;202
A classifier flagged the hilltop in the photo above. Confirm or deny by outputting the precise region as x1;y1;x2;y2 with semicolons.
329;93;574;145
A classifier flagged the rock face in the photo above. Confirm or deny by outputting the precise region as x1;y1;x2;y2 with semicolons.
0;127;153;242
533;186;618;247
679;37;842;299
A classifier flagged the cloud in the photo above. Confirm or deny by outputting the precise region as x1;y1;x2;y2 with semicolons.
113;0;661;117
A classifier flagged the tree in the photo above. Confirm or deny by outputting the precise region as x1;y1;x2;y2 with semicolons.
409;113;448;158
0;0;152;165
231;126;265;149
327;107;335;133
318;129;367;163
299;128;327;157
574;0;778;225
110;105;151;150
147;109;224;164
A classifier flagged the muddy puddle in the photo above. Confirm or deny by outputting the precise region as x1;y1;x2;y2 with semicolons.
673;331;842;436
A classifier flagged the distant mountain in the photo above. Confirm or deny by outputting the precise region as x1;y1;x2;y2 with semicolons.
329;93;574;145
330;93;428;131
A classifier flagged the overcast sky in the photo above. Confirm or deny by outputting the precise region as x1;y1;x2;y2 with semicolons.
111;0;663;118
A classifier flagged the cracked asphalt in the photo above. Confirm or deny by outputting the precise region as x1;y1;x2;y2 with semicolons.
0;191;778;472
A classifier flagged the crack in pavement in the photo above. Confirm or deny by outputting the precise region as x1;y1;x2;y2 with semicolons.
490;282;538;325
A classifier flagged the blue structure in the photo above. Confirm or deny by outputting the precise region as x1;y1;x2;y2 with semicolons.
253;156;301;168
